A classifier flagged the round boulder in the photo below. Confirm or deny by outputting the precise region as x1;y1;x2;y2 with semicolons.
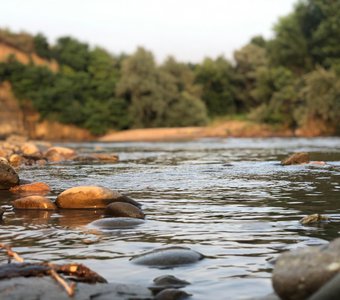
21;142;41;157
0;161;19;190
10;182;51;194
104;202;145;219
154;289;191;300
12;196;57;210
45;146;76;162
272;237;340;300
130;246;204;267
281;152;310;166
56;185;123;209
88;217;145;229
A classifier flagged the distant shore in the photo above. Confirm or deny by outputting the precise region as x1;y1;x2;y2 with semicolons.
98;120;296;142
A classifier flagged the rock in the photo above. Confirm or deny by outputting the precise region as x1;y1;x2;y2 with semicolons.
73;155;97;162
92;153;119;162
130;247;204;267
88;217;145;229
21;142;41;157
45;146;76;162
300;213;330;225
9;154;23;167
154;288;191;300
0;161;19;189
12;196;57;210
104;202;145;219
9;182;51;194
0;276;152;300
56;186;125;209
309;272;340;300
0;207;4;221
281;152;310;166
150;275;190;294
272;237;340;300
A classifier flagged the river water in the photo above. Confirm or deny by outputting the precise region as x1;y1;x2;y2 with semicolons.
1;137;340;299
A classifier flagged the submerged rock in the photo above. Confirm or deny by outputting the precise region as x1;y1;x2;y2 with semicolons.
104;202;145;219
150;275;190;294
12;196;57;210
281;152;310;166
130;247;204;267
272;237;340;300
9;182;51;194
56;186;127;209
0;277;152;300
88;217;145;229
154;288;191;300
300;213;330;225
0;161;19;189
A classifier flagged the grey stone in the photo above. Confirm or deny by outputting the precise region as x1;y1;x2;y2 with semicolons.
130;247;204;267
154;288;191;300
308;272;340;300
150;275;190;294
272;237;340;300
0;161;19;189
0;277;152;300
104;202;145;219
88;217;145;229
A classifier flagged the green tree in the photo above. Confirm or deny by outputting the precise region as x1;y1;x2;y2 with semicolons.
33;33;52;60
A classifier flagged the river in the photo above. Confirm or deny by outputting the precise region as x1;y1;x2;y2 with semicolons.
1;137;340;299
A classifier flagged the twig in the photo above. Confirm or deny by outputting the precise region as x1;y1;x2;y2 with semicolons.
49;268;76;297
0;243;24;263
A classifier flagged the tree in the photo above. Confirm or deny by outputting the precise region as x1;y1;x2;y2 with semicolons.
33;33;52;60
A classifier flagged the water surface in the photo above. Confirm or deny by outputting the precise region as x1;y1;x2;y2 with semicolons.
1;137;340;299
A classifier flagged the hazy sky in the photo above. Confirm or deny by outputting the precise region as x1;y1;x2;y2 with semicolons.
1;0;298;63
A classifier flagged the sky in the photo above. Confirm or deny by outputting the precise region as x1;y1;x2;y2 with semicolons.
1;0;298;63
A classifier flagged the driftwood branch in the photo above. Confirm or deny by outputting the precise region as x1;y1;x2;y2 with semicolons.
0;243;107;298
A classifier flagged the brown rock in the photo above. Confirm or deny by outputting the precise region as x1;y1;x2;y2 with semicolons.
272;237;340;300
104;202;145;219
92;153;119;162
281;152;310;166
9;182;51;194
21;142;41;157
0;161;19;189
9;154;23;167
56;185;122;209
12;196;57;210
300;213;330;225
45;146;76;162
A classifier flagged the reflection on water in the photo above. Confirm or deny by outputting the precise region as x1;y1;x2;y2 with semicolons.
0;138;340;299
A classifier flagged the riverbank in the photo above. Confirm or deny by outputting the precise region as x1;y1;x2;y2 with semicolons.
98;120;294;142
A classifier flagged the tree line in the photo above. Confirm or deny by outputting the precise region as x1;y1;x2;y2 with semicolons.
0;0;339;135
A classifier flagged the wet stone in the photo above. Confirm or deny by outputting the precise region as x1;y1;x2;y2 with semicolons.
88;217;145;229
272;237;340;300
130;247;204;267
154;288;191;300
104;202;145;219
150;275;190;294
9;182;51;194
0;161;19;189
56;186;124;209
281;152;310;165
45;146;76;162
12;196;57;210
300;213;330;225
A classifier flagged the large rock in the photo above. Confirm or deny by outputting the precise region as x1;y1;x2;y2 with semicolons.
281;152;310;166
0;161;19;189
88;217;145;230
104;202;145;219
0;277;152;300
272;237;340;300
12;196;57;210
45;146;76;162
130;246;204;267
154;288;191;300
56;186;128;209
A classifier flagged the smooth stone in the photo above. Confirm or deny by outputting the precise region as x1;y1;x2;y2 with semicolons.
309;272;340;300
130;246;204;267
56;186;124;209
88;217;145;229
0;277;152;300
45;146;76;162
92;153;119;162
281;152;310;165
9;182;51;194
0;161;19;189
12;196;57;210
154;288;191;300
21;142;41;157
300;213;330;225
150;275;190;294
9;154;23;167
272;237;340;300
104;202;145;219
73;155;97;162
